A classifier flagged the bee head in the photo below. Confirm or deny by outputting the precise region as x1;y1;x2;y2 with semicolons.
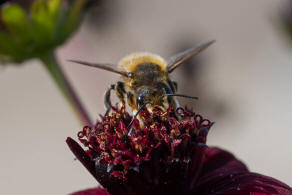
136;83;173;109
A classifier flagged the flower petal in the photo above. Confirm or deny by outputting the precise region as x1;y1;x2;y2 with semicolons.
66;137;128;195
70;187;110;195
192;147;292;195
66;137;98;181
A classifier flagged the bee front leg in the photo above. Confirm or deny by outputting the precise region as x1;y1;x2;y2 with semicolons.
104;84;115;116
104;82;127;116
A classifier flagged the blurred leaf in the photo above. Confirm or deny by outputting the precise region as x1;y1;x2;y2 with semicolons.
48;0;62;17
63;0;88;40
0;0;91;63
1;4;31;45
31;0;55;46
283;17;292;43
0;32;20;62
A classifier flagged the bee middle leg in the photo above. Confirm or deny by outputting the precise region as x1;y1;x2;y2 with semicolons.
115;81;126;100
104;84;115;116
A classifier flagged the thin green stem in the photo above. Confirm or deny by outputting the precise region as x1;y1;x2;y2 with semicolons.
40;51;92;126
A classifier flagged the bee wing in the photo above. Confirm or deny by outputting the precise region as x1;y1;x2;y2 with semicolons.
68;60;129;77
167;40;215;73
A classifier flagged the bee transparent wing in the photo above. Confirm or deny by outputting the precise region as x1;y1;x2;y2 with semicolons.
167;40;215;73
68;59;129;77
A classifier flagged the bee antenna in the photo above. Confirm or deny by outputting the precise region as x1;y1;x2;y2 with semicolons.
128;102;149;135
163;94;199;100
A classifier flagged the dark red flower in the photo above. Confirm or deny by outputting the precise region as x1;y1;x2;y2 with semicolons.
67;103;292;195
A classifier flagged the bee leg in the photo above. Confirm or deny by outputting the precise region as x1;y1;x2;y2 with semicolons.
172;81;178;92
173;98;182;120
173;98;180;111
166;80;179;110
104;84;115;116
168;96;181;119
167;79;178;93
126;92;136;111
115;81;126;101
104;82;126;116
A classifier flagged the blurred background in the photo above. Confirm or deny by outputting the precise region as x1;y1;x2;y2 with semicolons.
1;0;292;194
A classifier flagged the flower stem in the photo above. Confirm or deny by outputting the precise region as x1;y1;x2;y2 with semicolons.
40;51;92;126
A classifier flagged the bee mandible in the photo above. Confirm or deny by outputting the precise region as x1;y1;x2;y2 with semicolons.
69;40;215;119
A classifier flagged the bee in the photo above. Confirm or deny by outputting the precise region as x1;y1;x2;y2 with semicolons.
69;40;215;122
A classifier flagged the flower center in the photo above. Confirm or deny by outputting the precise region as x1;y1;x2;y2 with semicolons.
77;102;212;180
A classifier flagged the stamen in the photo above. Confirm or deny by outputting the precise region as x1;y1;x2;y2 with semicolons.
77;102;213;181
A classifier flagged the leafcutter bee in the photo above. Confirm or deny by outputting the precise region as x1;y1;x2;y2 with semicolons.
69;40;215;124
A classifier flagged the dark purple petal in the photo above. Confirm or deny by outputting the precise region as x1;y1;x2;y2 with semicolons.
192;147;292;195
66;137;98;181
185;145;207;192
70;187;110;195
66;137;128;195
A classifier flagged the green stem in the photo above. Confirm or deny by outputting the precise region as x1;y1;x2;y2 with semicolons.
39;51;92;126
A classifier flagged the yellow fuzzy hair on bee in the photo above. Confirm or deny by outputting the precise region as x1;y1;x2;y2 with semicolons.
118;52;167;73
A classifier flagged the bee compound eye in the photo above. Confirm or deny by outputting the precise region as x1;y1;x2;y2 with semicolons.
137;95;144;107
127;72;133;78
156;83;173;95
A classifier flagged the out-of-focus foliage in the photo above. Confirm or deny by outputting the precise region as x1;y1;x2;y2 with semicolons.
0;0;89;63
282;1;292;43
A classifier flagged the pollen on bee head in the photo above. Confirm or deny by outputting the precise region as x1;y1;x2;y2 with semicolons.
118;52;167;72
